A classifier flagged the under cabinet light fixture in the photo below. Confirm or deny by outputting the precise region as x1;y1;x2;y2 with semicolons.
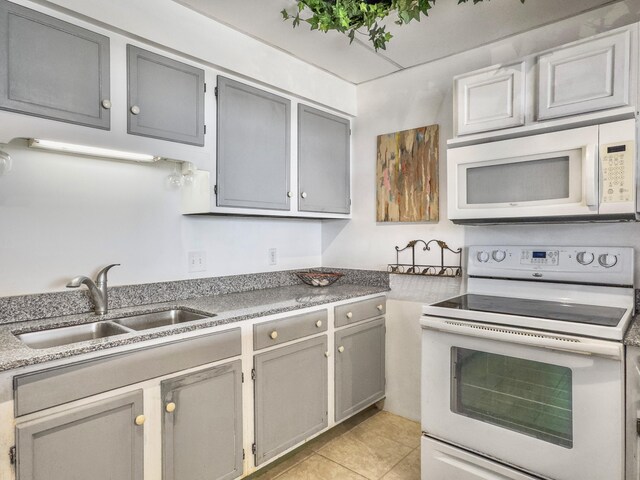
28;139;162;163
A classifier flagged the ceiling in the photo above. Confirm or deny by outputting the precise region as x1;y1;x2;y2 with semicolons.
173;0;616;84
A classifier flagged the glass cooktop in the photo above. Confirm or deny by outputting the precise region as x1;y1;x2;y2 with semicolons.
432;294;627;327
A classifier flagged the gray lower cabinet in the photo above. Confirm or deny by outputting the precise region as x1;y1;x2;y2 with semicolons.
127;45;205;145
253;335;328;465
335;317;385;422
15;390;143;480
298;104;350;214
0;0;110;129
161;360;243;480
216;76;291;210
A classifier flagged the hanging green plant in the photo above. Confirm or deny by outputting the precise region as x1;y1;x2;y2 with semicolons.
282;0;525;51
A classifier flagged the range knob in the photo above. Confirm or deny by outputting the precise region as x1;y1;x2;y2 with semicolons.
492;250;506;262
598;254;618;268
576;251;594;265
477;251;490;263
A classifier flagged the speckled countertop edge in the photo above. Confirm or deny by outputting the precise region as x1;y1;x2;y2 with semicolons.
0;283;389;372
622;289;640;346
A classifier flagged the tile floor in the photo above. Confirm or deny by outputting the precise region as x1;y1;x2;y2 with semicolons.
250;407;421;480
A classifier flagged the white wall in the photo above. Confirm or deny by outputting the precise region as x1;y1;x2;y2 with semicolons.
0;142;322;296
322;1;640;276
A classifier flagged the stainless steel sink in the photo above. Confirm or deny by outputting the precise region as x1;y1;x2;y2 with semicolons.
112;309;210;331
16;322;129;349
15;309;212;349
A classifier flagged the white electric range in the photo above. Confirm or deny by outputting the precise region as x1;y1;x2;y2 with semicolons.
421;245;634;480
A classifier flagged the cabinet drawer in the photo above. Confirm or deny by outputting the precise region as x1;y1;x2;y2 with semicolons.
14;328;241;416
254;310;327;350
335;296;386;327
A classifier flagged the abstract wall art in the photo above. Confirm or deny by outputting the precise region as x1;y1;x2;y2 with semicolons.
376;124;439;222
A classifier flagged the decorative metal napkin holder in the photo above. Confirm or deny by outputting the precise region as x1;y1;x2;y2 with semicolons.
388;239;462;277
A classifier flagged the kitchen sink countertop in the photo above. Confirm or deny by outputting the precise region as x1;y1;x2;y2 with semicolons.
0;283;388;372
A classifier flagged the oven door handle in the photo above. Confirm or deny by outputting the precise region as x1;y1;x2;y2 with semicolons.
421;317;623;360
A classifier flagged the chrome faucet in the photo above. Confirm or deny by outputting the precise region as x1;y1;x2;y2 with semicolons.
66;264;120;315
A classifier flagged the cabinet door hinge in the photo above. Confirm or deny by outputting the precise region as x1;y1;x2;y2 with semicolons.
214;86;218;98
214;184;218;195
241;372;244;383
251;368;256;381
242;449;245;460
636;419;640;435
252;443;257;455
9;446;16;465
204;82;207;93
204;124;207;135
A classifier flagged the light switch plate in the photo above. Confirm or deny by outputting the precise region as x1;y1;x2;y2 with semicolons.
188;251;206;273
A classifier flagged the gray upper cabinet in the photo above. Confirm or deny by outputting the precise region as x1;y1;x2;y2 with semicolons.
298;104;350;214
0;0;110;129
254;335;328;465
217;76;291;210
16;390;144;480
335;317;385;422
127;45;205;145
161;361;243;480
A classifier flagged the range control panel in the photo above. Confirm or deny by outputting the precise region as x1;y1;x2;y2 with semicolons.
468;246;634;285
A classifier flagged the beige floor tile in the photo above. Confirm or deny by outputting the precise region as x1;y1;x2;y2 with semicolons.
318;426;412;479
381;448;421;480
248;447;314;480
355;411;421;449
276;454;368;480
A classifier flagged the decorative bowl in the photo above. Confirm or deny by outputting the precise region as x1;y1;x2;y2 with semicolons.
295;271;344;287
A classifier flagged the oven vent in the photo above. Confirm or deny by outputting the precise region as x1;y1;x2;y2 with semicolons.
444;320;580;343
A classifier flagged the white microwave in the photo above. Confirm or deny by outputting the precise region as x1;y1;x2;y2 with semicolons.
447;119;637;223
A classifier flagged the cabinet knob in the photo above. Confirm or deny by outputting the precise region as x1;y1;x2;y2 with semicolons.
130;105;141;115
134;415;146;426
101;99;112;109
166;402;176;413
301;192;307;199
287;191;292;198
270;331;278;340
346;312;353;319
325;351;330;358
315;320;323;328
376;304;384;311
338;346;345;353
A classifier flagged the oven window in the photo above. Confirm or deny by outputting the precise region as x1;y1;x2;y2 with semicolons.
466;156;571;204
452;348;573;448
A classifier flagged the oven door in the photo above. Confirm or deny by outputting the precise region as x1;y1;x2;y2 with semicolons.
421;317;624;480
447;125;599;221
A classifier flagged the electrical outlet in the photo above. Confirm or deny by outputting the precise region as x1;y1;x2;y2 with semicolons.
188;251;206;273
268;248;277;266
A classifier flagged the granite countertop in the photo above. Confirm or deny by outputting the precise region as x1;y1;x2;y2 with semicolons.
624;313;640;347
0;283;389;373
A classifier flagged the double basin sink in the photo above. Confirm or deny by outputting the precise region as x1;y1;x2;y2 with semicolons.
15;309;212;349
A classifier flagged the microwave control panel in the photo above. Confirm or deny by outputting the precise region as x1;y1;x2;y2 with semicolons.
601;141;634;203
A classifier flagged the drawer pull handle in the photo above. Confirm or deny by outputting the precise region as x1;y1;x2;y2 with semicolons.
130;105;141;115
166;402;176;413
101;99;112;109
316;320;323;328
338;346;345;353
376;304;384;311
270;331;278;340
325;351;330;357
135;415;146;426
346;312;353;319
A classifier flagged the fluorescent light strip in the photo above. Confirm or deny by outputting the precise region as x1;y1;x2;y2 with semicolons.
29;139;162;163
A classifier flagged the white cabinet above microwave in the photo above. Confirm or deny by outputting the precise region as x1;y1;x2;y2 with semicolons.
451;24;638;141
447;119;637;224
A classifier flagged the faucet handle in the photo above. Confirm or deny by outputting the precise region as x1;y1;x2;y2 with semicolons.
96;264;120;285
